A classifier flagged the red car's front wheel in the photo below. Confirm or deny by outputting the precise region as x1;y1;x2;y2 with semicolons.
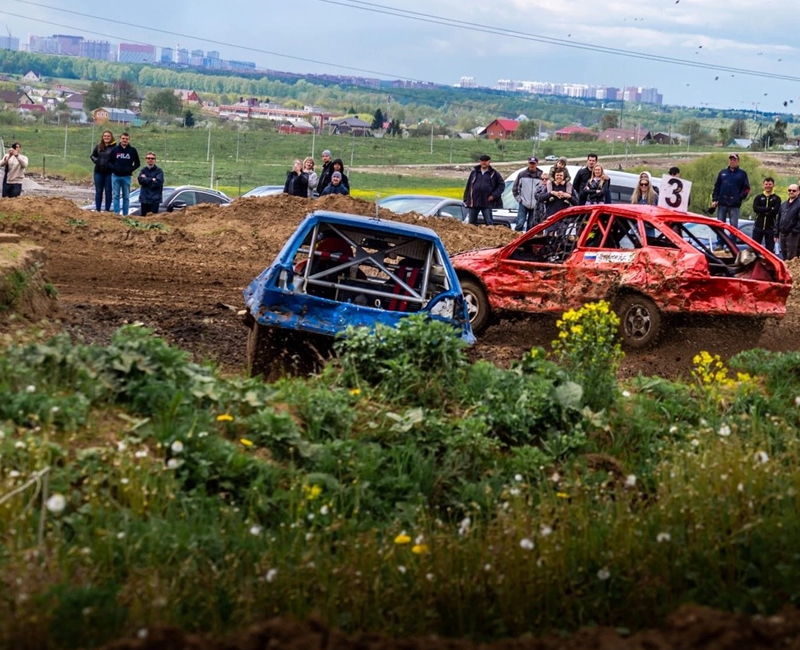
460;278;491;334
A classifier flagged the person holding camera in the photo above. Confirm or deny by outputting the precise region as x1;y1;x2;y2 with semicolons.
1;142;28;198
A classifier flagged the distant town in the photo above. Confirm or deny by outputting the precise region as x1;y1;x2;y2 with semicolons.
0;32;663;104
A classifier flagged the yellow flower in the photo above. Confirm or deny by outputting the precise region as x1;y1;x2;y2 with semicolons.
570;325;583;336
556;492;569;499
394;534;411;545
349;388;361;397
302;484;322;500
412;544;429;555
240;438;254;447
216;414;234;422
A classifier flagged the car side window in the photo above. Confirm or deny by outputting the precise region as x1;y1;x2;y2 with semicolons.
605;217;643;249
198;192;226;205
643;221;679;249
438;205;463;220
173;191;197;206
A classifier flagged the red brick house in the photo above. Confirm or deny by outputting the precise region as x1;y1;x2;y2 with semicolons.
554;125;596;141
485;118;519;140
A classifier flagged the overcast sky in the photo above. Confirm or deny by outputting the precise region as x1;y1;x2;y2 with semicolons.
2;0;798;114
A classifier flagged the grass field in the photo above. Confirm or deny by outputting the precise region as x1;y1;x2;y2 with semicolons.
1;123;732;198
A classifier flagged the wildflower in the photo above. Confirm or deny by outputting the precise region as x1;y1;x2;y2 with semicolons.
754;451;769;464
349;388;361;397
415;534;425;545
170;440;184;454
9;470;20;478
509;487;521;496
0;430;4;439
305;533;313;541
556;492;569;499
540;525;553;537
249;525;262;536
320;505;329;516
795;396;800;407
265;568;278;583
519;538;534;550
718;424;731;437
483;563;492;572
166;458;182;469
303;484;322;500
198;431;208;438
426;572;435;581
307;513;315;521
597;567;611;581
624;474;637;488
398;565;407;574
691;438;700;447
550;472;561;483
412;544;429;555
45;494;66;514
117;532;126;539
14;441;25;449
656;532;671;543
622;390;631;398
137;629;148;640
394;533;411;545
669;425;678;434
240;438;254;447
135;450;148;458
514;474;523;482
25;385;35;393
121;478;130;485
216;414;234;422
458;517;471;536
737;482;744;493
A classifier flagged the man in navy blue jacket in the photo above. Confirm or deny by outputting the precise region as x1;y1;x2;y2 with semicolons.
137;152;164;216
711;153;750;228
109;132;141;216
463;154;504;226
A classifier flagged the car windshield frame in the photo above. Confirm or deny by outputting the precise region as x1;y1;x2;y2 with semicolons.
379;197;445;215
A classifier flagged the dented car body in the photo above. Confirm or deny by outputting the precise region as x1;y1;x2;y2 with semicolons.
452;204;791;348
243;211;474;377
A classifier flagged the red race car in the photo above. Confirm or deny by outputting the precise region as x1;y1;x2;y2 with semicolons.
452;204;792;348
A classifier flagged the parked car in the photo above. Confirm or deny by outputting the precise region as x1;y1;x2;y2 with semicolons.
544;155;559;162
452;204;791;349
242;211;475;379
241;185;285;198
82;185;232;215
378;194;514;228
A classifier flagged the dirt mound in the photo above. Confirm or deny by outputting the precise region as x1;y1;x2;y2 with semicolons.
0;235;58;326
100;605;800;650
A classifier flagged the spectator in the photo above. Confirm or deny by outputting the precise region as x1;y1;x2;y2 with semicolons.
303;157;318;197
0;142;28;198
109;132;141;216
668;166;681;177
711;153;750;228
776;184;800;260
573;153;597;203
90;130;116;211
284;159;309;197
541;169;576;219
317;150;334;194
463;154;504;226
137;152;164;216
550;156;571;184
751;177;781;253
321;171;349;195
631;174;657;205
512;156;544;232
579;163;611;205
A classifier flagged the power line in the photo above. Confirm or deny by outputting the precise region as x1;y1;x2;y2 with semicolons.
318;0;800;84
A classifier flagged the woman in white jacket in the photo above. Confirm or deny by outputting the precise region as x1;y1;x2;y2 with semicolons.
303;157;318;198
1;143;28;198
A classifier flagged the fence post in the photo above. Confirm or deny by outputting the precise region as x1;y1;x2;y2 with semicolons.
42;155;46;178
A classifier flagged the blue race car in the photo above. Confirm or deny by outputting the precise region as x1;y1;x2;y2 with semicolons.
243;211;474;378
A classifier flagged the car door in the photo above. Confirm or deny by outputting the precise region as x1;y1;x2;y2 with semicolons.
168;190;196;211
437;202;466;221
488;211;593;313
196;190;228;206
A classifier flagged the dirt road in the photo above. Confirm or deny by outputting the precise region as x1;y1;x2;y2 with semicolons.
1;192;800;380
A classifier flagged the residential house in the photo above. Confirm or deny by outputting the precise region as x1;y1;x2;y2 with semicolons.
277;118;315;135
727;138;753;149
554;125;596;141
328;116;372;136
64;93;85;111
651;131;684;145
597;127;652;144
175;89;200;103
0;90;33;107
18;103;46;116
485;118;519;141
22;71;41;83
92;107;137;124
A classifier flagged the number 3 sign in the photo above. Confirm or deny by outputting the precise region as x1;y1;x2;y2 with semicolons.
657;175;692;212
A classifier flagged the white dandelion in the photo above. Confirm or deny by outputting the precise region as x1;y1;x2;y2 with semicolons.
540;525;553;537
597;567;611;581
754;451;769;464
265;568;278;583
398;565;407;574
718;424;731;437
519;538;535;550
624;474;637;488
656;532;671;543
46;494;66;514
170;440;184;454
166;458;182;469
249;525;262;536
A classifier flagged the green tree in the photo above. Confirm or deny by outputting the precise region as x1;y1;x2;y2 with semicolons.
110;79;138;109
183;109;195;127
600;112;619;130
83;80;108;113
730;118;748;138
371;108;385;130
143;88;183;116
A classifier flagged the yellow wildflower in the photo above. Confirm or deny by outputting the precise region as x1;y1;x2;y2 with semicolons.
349;388;361;397
240;438;254;447
216;414;234;422
556;492;569;499
394;534;411;545
302;484;322;500
412;544;429;555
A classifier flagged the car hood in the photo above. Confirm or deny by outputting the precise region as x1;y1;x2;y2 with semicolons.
452;246;503;265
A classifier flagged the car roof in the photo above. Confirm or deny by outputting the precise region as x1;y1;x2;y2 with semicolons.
306;210;442;240
380;194;453;201
170;185;230;197
555;203;732;226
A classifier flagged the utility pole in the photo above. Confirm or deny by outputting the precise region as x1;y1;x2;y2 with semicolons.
206;126;211;162
63;123;68;158
430;123;434;155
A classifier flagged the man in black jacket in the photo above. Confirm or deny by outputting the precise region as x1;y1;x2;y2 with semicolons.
777;184;800;260
109;132;141;216
137;152;164;216
463;154;504;226
751;177;781;253
316;150;334;198
572;153;597;204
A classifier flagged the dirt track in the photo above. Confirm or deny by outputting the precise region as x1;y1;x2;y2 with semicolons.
2;192;800;379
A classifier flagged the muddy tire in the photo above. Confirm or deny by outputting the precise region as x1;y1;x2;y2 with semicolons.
460;278;491;334
247;322;281;381
616;294;662;350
